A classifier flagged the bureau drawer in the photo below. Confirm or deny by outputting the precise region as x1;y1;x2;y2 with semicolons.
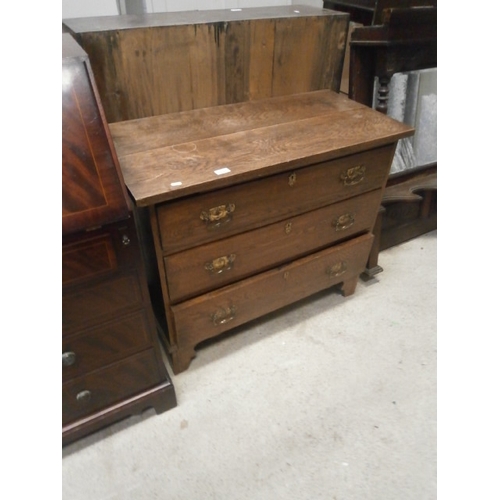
171;233;373;349
165;190;381;303
62;270;145;335
62;349;163;425
157;146;393;254
62;310;153;382
62;219;139;287
62;234;118;286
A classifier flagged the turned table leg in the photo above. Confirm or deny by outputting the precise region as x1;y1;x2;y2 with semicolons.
376;74;391;114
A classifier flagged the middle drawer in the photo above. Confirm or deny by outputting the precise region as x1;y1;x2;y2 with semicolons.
164;189;381;303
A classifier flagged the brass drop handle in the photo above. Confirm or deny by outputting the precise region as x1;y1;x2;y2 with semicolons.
121;234;131;246
200;204;236;229
211;305;236;326
341;165;365;186
76;390;91;404
326;261;347;278
205;254;236;274
62;351;76;367
333;213;355;231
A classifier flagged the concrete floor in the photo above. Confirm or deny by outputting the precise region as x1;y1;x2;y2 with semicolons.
62;231;437;500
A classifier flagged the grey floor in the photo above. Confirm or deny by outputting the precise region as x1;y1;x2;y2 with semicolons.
62;231;437;500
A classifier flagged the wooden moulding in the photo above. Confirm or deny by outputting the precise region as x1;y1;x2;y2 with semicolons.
63;6;349;122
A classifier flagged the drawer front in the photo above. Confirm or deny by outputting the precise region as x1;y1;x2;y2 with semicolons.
157;146;393;254
62;310;153;382
62;349;162;425
62;270;145;335
62;234;118;286
171;233;374;348
165;190;381;303
62;219;139;287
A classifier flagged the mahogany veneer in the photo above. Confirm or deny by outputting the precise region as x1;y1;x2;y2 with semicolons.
62;34;176;446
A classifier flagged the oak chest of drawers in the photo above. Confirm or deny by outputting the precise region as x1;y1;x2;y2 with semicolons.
110;90;413;374
62;33;176;445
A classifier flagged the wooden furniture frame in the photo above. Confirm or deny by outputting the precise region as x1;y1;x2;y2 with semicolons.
63;7;411;375
324;0;437;276
63;6;349;122
62;33;177;445
109;91;412;373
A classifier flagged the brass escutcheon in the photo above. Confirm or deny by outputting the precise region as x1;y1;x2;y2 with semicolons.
205;254;236;274
288;172;297;186
334;213;355;231
326;261;347;278
200;203;235;229
285;222;293;234
341;165;366;186
211;305;236;326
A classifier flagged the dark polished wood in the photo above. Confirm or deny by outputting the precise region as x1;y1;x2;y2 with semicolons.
110;90;413;373
62;36;129;236
62;34;176;446
348;6;437;113
324;1;437;274
323;0;436;25
63;6;349;123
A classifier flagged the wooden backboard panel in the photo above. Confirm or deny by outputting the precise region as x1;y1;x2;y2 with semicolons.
63;6;349;123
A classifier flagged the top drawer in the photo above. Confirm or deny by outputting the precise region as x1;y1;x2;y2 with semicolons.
156;145;394;254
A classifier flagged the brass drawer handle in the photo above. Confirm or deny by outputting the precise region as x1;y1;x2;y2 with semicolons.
341;165;365;186
76;390;91;404
326;261;347;278
211;305;236;326
62;351;76;367
334;213;355;231
205;254;236;274
200;204;235;229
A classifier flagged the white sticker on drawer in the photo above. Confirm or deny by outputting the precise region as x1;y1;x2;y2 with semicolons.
170;182;183;187
214;167;231;175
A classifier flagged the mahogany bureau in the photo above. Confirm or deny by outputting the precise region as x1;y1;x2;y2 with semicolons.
109;90;413;374
62;33;176;445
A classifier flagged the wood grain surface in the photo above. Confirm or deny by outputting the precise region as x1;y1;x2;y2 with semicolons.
63;6;349;122
110;90;413;206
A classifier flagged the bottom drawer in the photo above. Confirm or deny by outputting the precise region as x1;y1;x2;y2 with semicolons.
171;233;374;349
62;349;163;425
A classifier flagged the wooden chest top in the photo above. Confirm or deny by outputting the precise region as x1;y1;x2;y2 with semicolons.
62;5;344;32
109;90;413;207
